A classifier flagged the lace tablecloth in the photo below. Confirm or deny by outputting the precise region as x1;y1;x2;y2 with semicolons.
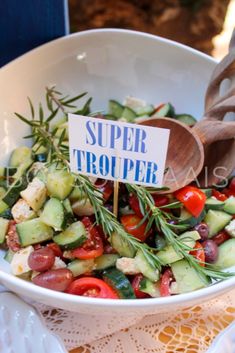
34;288;235;353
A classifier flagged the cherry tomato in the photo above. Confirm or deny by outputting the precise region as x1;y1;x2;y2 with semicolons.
66;277;119;299
95;179;113;201
229;177;235;192
131;274;149;298
160;268;173;297
47;243;63;258
120;214;150;242
222;188;235;197
189;241;205;267
212;190;227;201
6;220;21;252
129;194;170;218
212;231;231;246
174;186;206;218
28;247;55;272
70;217;104;259
32;269;73;292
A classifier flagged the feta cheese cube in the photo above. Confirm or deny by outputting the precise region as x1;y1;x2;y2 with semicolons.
11;246;34;275
52;256;66;269
116;257;140;275
11;199;36;223
20;177;47;211
123;96;147;111
225;219;235;237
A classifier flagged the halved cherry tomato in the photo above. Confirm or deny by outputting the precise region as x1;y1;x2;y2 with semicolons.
95;179;113;201
189;241;205;267
47;243;63;258
222;188;235;197
212;231;231;246
131;274;149;299
66;277;119;299
129;194;170;218
120;214;149;242
212;190;227;202
160;268;173;297
70;217;104;259
174;186;206;218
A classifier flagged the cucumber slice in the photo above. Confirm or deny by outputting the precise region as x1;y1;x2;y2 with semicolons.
139;277;160;297
4;249;15;263
204;210;232;237
201;188;212;198
0;186;6;199
104;114;118;121
108;100;124;119
40;198;66;230
0;208;13;220
171;259;210;293
110;232;136;258
102;267;136;299
135;250;159;282
157;230;200;265
154;103;175;118
3;175;28;207
0;218;9;244
16;218;53;246
205;197;225;210
63;198;75;224
175;114;197;126
46;167;74;200
178;208;206;228
67;259;94;277
9;146;33;168
0;201;8;214
135;105;154;117
213;239;235;269
69;186;85;202
223;196;235;214
121;106;136;122
53;221;87;250
94;254;119;270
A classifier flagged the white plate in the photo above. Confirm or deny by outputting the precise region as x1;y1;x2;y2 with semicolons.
0;292;66;353
1;28;235;317
206;321;235;353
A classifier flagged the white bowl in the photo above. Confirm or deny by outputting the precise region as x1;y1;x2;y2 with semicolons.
1;28;234;316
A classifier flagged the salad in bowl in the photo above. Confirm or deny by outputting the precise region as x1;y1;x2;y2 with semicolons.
1;87;235;300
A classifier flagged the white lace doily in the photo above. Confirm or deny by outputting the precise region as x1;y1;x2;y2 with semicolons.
31;288;235;353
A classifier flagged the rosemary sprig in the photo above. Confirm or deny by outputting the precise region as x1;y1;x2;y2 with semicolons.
15;87;234;283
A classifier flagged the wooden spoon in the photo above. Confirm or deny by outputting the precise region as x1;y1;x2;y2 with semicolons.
139;30;235;192
139;116;235;192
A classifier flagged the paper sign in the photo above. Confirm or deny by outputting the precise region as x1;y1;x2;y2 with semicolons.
68;114;170;187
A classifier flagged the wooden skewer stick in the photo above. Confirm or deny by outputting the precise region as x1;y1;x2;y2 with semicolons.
113;180;119;217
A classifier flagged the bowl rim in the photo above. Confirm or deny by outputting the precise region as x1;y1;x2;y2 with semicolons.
1;28;232;309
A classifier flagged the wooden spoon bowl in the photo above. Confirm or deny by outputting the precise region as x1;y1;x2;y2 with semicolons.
139;117;204;192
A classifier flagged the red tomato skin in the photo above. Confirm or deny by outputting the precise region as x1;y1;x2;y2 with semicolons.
120;214;149;242
212;190;227;201
95;179;113;201
131;274;149;299
129;194;143;218
174;186;206;218
47;243;63;258
66;277;119;299
160;269;173;297
6;220;21;252
189;241;205;267
70;217;104;260
222;188;235;197
229;178;235;192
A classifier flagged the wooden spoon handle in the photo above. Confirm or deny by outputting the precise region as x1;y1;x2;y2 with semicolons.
192;119;235;145
205;29;235;113
205;95;235;120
